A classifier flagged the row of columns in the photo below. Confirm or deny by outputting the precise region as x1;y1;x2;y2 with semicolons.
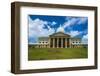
49;37;68;48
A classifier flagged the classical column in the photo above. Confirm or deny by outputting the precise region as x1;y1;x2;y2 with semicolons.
61;38;63;48
57;37;59;48
53;38;55;48
69;38;71;48
65;38;67;48
49;38;51;48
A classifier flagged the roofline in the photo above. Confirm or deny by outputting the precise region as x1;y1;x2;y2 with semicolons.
71;38;81;39
38;37;49;38
49;32;71;37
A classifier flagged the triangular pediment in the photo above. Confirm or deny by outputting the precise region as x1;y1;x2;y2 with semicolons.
49;32;70;37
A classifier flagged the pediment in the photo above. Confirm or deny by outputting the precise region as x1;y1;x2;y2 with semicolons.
49;32;70;37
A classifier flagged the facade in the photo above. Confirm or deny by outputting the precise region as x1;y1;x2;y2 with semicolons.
33;32;82;48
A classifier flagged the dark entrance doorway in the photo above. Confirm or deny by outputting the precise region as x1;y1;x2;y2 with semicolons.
58;38;61;48
67;38;69;48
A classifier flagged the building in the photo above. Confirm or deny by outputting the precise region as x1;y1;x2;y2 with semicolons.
35;32;82;48
29;25;87;48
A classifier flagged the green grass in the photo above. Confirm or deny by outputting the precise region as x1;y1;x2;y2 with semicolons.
28;48;88;60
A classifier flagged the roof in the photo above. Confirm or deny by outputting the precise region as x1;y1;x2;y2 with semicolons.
28;43;40;45
71;38;81;40
49;32;70;37
38;37;49;41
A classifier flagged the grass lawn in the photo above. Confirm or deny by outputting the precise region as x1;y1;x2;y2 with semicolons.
28;48;88;60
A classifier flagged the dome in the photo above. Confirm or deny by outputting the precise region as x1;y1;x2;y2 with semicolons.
57;25;64;33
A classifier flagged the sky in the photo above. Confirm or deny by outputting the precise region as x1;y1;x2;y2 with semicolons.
28;15;88;44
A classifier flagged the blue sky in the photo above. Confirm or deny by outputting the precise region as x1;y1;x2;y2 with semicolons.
28;15;88;44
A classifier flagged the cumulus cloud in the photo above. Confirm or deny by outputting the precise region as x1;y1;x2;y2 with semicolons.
63;17;88;28
28;17;54;43
63;18;77;28
82;34;88;44
67;30;81;37
51;21;57;25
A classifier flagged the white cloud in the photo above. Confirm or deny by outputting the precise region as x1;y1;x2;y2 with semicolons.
77;17;88;25
83;34;88;39
51;21;57;25
63;17;87;28
28;17;54;43
82;34;88;44
63;18;77;28
68;30;81;37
